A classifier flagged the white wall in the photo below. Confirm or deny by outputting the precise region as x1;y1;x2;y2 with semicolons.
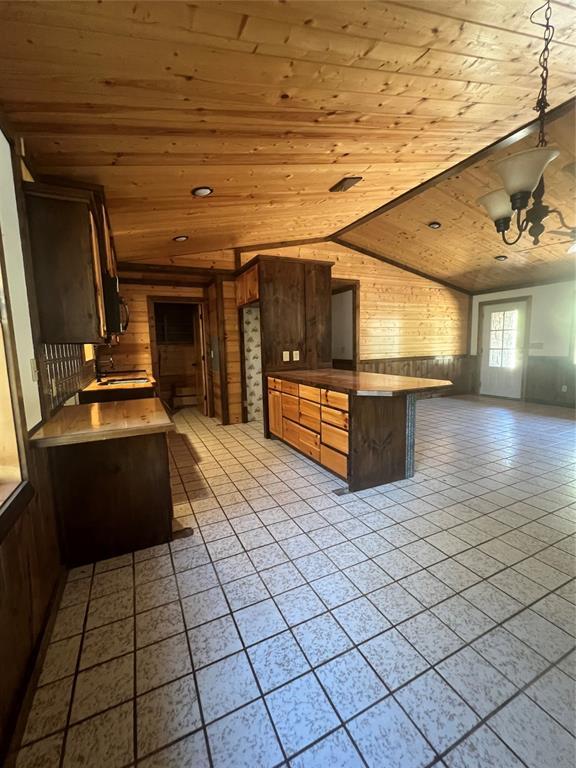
332;289;354;359
470;281;575;358
0;133;42;429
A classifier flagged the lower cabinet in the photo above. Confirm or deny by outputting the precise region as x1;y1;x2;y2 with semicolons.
267;379;348;480
268;389;283;437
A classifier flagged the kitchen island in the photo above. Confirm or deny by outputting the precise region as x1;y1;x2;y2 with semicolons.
266;369;451;491
31;398;174;565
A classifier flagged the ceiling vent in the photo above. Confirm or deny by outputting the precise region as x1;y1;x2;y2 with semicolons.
329;176;363;192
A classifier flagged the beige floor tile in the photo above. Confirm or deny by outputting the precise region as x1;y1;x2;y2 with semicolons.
80;617;133;670
63;702;133;768
71;654;134;723
22;677;74;744
136;633;191;694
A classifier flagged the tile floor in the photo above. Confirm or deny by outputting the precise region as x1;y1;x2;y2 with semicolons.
12;396;576;768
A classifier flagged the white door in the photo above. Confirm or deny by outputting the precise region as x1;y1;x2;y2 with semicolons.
479;301;527;398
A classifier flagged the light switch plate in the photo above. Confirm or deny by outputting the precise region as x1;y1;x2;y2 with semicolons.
282;350;290;362
293;350;300;361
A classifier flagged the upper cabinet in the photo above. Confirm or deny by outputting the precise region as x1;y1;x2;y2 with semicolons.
24;182;124;344
235;264;259;307
235;256;332;372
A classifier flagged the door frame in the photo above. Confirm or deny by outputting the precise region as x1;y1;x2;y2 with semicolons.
331;279;360;370
146;296;209;414
476;296;532;399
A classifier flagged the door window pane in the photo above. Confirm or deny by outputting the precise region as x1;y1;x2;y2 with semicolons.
488;308;519;368
490;330;503;349
504;310;518;329
490;311;504;330
502;330;516;349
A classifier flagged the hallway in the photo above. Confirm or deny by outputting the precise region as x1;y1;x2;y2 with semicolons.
14;397;576;768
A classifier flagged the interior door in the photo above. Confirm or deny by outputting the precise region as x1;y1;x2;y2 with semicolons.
479;301;527;398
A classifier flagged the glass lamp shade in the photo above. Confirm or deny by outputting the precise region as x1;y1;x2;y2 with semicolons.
494;147;560;196
477;189;513;222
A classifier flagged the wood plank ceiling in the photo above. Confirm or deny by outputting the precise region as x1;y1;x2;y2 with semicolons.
0;0;575;284
340;108;576;292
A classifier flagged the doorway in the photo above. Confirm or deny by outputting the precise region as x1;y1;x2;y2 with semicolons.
148;298;208;412
331;280;359;370
479;299;529;399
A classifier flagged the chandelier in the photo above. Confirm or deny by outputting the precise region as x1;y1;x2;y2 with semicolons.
477;0;576;250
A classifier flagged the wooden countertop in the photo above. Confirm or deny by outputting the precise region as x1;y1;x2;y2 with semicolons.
83;373;156;393
267;369;452;396
30;398;174;448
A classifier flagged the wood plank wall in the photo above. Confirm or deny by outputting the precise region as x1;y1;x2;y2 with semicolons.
241;241;470;361
222;280;242;424
0;448;62;757
102;282;205;373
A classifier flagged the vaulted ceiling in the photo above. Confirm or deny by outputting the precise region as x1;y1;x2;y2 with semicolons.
340;107;576;292
0;0;575;288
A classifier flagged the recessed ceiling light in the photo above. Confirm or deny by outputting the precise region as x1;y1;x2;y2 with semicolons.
427;221;442;229
192;186;214;197
172;235;188;242
494;254;508;261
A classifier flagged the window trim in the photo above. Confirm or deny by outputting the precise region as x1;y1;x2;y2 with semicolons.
0;129;34;542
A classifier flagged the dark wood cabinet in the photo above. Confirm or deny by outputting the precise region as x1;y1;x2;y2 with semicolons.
258;257;332;371
24;183;121;343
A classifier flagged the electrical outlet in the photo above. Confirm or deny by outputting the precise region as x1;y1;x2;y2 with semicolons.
561;384;568;393
293;350;300;361
282;350;290;362
30;358;38;382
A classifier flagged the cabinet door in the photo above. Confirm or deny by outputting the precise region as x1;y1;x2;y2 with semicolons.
259;259;306;369
235;273;247;307
268;389;282;437
25;191;104;343
245;265;259;303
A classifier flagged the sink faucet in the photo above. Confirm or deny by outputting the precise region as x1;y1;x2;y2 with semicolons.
96;350;115;379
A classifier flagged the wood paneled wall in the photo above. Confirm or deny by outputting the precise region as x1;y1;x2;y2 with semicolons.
222;280;242;424
104;282;205;373
360;356;474;396
0;448;62;758
241;242;470;361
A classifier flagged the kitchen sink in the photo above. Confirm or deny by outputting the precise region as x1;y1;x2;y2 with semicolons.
98;377;149;386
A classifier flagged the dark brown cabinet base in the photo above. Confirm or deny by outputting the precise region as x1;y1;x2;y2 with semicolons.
49;433;172;566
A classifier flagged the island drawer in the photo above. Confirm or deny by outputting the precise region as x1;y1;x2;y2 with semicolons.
299;424;320;461
267;377;283;391
281;393;299;422
320;444;347;479
281;380;299;396
320;388;349;412
282;417;300;448
321;406;349;431
299;384;321;403
299;399;321;432
321;423;349;455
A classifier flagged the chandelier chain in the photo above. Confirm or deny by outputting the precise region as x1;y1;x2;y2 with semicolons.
530;0;555;147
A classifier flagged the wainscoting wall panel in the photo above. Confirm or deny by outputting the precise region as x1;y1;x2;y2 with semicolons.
359;355;475;395
524;356;575;407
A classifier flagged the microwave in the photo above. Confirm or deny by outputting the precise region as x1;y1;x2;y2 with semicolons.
102;274;129;337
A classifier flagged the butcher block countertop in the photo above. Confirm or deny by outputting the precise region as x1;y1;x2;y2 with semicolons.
30;398;174;448
267;368;452;396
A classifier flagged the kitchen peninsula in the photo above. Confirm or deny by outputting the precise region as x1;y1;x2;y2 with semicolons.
266;369;451;491
31;398;174;566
